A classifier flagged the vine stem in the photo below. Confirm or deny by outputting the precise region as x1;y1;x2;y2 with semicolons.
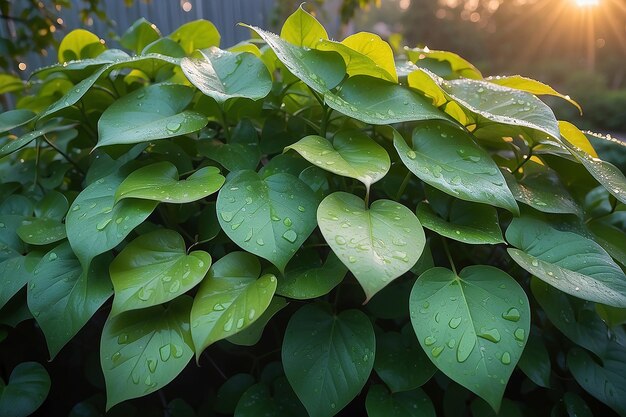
42;134;86;175
442;238;457;275
513;146;534;174
395;171;412;201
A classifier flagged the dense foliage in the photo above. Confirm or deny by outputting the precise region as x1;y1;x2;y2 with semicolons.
1;7;626;417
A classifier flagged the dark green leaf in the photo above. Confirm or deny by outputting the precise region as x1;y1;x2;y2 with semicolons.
0;362;50;417
365;385;435;417
276;250;347;300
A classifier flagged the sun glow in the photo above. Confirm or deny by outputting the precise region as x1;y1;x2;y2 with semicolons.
575;0;599;6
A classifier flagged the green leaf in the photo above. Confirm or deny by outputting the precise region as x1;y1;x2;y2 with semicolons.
0;255;36;309
470;398;524;417
282;303;375;417
280;5;328;48
101;296;194;410
324;76;451;125
416;201;504;245
120;18;161;54
406;47;482;79
216;171;320;271
0;362;50;417
243;24;346;94
181;47;272;103
506;217;626;307
110;229;211;316
318;192;425;302
97;84;208;147
17;218;66;246
568;344;626;417
115;162;224;204
487;75;582;114
215;373;256;414
66;172;158;268
276;250;347;300
58;29;105;62
190;252;277;357
234;378;307;417
227;296;288;346
394;122;518;214
588;220;626;266
374;326;437;392
285;130;390;189
409;266;531;412
27;243;112;358
0;109;36;134
517;330;551;388
365;385;435;417
596;303;626;328
168;20;220;55
0;119;75;158
442;78;560;140
563;393;594;417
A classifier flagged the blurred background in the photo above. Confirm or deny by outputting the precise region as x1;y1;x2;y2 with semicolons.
1;0;625;135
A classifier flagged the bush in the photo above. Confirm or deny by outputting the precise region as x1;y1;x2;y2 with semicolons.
1;6;626;417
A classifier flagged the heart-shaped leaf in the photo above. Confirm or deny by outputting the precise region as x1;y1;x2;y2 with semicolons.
115;162;224;204
282;303;375;417
101;295;194;410
190;252;277;357
365;385;435;417
66;172;157;269
17;192;68;245
0;362;50;417
168;19;220;54
181;47;272;103
394;122;518;214
27;242;113;358
409;266;530;412
96;83;208;147
276;250;347;300
285;130;390;190
110;229;211;316
507;217;626;307
280;5;327;48
216;171;319;271
317;192;425;302
324;76;452;125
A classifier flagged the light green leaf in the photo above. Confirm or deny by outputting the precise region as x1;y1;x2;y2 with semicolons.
442;78;560;140
276;250;347;300
416;201;504;245
0;362;50;417
0;73;25;95
394;122;518;214
280;5;328;48
517;330;551;388
324;76;451;125
190;252;277;357
58;29;105;62
120;18;161;54
506;217;626;307
227;296;288;346
409;266;530;412
243;24;346;94
406;47;482;79
101;296;194;410
0;119;75;158
374;327;437;393
27;243;112;358
115;162;224;204
181;47;272;103
0;110;36;134
318;192;425;302
558;120;598;157
365;385;435;417
285;130;390;189
168;20;220;55
66;172;158;268
568;344;626;417
216;171;319;271
110;229;211;316
97;84;207;147
282;303;375;417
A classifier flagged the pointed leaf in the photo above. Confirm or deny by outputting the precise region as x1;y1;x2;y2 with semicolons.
276;250;347;300
394;122;518;214
120;18;161;53
0;362;50;417
285;130;390;188
317;192;425;302
517;330;551;388
406;47;482;79
190;252;277;356
58;29;105;62
27;243;113;358
227;296;288;346
168;20;220;54
0;119;75;158
101;296;194;410
0;109;36;134
507;217;626;307
97;84;207;147
181;47;272;103
409;266;530;412
365;385;435;417
0;255;35;309
115;162;224;204
110;229;211;316
280;5;328;48
216;171;319;271
66;172;157;268
282;303;375;417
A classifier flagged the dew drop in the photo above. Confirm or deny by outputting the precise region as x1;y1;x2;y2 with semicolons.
431;346;444;358
213;303;225;311
502;308;521;322
48;252;58;261
166;122;181;133
172;344;184;358
456;331;476;363
449;317;462;329
147;358;157;373
531;259;539;267
256;237;265;246
111;352;122;364
160;344;171;361
220;211;234;222
406;150;417;160
477;328;501;343
236;318;245;329
501;352;511;365
514;328;525;341
223;318;234;332
96;218;112;230
282;230;298;243
298;205;306;212
424;336;436;346
117;333;129;344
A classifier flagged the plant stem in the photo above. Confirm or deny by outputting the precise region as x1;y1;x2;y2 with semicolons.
320;107;332;137
513;146;534;174
395;171;412;201
33;138;41;189
364;185;370;207
442;238;457;275
42;134;86;175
